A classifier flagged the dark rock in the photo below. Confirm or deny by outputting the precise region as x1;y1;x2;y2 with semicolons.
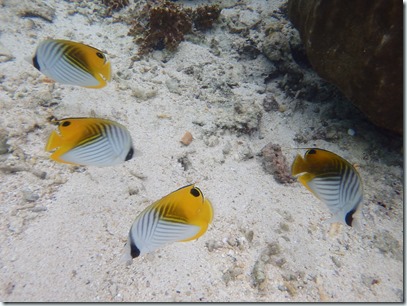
287;0;403;135
0;129;10;155
263;94;279;112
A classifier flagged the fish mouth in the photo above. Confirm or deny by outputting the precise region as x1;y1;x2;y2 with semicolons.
125;147;134;161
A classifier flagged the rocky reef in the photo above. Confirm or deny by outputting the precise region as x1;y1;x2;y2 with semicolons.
287;0;403;135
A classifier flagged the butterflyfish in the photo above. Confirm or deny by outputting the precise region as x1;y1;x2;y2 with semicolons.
291;148;363;227
45;117;134;167
122;184;213;261
32;39;111;88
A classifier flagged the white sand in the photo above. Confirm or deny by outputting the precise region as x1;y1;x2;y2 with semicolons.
0;0;403;302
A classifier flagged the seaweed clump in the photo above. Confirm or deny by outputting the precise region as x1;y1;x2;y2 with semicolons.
128;0;221;56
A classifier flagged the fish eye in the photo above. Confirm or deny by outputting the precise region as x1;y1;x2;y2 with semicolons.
61;121;71;127
307;149;317;155
96;52;105;59
190;187;201;197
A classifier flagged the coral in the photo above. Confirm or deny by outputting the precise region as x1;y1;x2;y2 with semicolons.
128;1;191;55
192;5;221;31
215;101;262;135
251;242;281;289
18;1;55;23
102;0;129;16
128;1;221;56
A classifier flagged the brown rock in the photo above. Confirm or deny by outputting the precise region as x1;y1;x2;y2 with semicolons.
287;0;403;135
260;143;294;184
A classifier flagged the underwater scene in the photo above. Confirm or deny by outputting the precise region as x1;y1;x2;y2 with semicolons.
0;0;403;302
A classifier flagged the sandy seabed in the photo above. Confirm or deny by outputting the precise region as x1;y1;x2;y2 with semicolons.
0;0;404;302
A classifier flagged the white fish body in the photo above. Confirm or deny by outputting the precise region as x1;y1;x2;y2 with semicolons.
306;171;363;226
128;206;201;257
59;126;133;166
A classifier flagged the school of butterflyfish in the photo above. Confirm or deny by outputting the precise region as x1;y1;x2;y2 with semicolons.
30;38;364;261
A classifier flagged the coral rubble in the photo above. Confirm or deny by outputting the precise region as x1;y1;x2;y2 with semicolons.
102;0;129;16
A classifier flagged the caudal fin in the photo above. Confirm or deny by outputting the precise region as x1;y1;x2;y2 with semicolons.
120;241;133;266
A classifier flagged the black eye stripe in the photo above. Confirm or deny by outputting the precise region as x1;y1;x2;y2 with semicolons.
190;187;201;197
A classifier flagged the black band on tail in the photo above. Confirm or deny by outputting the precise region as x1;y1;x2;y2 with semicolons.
129;230;140;258
33;55;40;70
345;209;356;227
125;147;134;161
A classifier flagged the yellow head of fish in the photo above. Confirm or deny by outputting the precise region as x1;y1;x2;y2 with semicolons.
151;184;214;241
291;148;344;189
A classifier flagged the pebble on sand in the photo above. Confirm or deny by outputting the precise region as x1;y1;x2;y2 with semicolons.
180;131;193;146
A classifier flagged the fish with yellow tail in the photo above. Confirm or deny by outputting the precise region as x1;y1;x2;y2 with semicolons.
32;39;111;88
291;148;363;227
45;117;134;167
122;184;213;262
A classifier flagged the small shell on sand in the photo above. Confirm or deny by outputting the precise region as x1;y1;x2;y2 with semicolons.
180;131;193;146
